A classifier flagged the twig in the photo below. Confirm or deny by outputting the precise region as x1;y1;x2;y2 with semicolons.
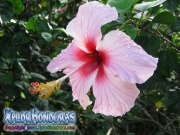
122;116;153;122
119;20;130;30
140;106;172;135
72;0;76;17
143;28;179;49
139;11;144;26
130;20;180;51
106;127;113;135
158;111;179;135
126;125;129;134
109;116;118;135
76;126;83;135
165;115;178;129
49;0;53;23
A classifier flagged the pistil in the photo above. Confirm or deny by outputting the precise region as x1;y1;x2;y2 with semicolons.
29;68;79;98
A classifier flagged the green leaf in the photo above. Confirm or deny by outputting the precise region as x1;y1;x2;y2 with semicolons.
157;50;178;77
152;12;176;25
147;95;163;103
20;92;26;99
26;16;38;31
8;0;24;14
5;86;19;97
41;32;52;42
14;81;30;90
54;28;68;35
35;17;50;32
135;35;160;57
26;16;50;32
0;71;13;84
101;16;125;34
163;91;180;114
0;0;13;23
134;0;166;12
14;61;26;74
0;30;4;37
0;58;9;69
101;0;108;4
171;17;180;32
81;111;101;119
137;72;171;91
50;90;70;106
32;98;49;110
125;25;138;40
163;0;180;11
107;0;134;13
97;131;105;135
11;31;29;45
154;132;164;135
30;72;46;80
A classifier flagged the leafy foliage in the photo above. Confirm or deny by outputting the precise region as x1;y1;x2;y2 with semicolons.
107;0;134;13
0;0;180;135
152;11;176;24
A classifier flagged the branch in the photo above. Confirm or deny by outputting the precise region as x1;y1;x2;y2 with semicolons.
140;106;173;135
122;116;153;122
158;111;178;135
109;116;118;135
49;0;53;23
76;126;83;135
130;20;180;51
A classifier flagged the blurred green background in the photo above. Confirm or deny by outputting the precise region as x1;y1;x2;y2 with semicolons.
0;0;180;134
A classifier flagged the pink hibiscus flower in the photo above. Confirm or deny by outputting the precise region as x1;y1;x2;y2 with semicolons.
47;1;158;116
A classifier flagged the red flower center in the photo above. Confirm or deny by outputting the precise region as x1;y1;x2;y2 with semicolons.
87;51;103;64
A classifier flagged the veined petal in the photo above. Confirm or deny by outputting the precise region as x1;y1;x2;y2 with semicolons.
93;66;139;116
66;1;118;53
97;30;158;84
69;61;99;109
47;40;94;73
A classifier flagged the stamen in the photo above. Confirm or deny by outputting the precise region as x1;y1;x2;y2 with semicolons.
29;79;62;98
29;68;79;98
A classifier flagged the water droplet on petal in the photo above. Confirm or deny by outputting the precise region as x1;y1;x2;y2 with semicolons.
125;54;128;57
105;17;110;21
127;44;131;48
124;38;128;41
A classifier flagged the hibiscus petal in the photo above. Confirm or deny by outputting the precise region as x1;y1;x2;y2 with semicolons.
69;61;99;109
47;40;94;73
93;66;139;116
66;1;118;53
97;30;158;84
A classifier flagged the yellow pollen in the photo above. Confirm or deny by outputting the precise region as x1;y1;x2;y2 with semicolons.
30;68;79;98
36;79;62;98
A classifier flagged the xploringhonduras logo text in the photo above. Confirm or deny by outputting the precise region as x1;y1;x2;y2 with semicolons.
3;108;76;132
